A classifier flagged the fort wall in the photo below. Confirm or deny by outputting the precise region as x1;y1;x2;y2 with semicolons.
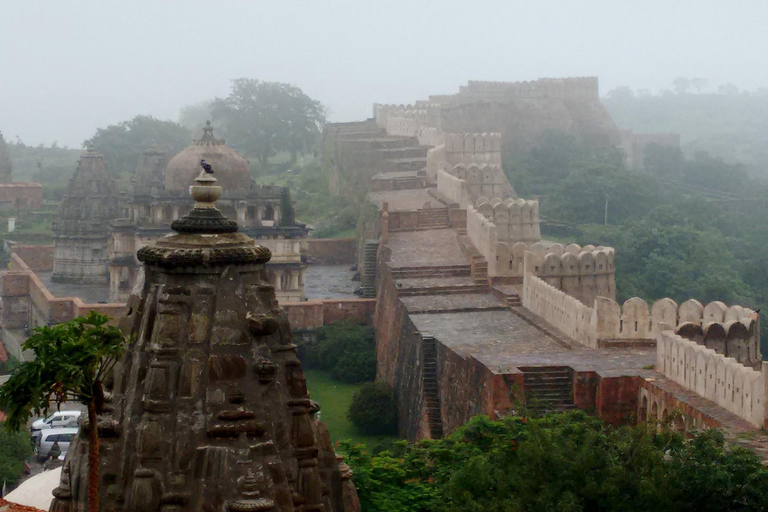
655;331;766;428
303;238;357;265
282;299;376;331
521;260;758;356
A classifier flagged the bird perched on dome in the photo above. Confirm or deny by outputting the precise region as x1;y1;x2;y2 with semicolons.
200;159;214;174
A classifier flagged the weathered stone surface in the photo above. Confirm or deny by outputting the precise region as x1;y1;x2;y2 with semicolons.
51;176;359;511
52;148;119;284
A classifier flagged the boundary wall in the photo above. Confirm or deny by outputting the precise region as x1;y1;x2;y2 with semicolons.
2;252;126;360
282;299;376;331
427;133;503;185
655;331;766;428
521;256;758;351
373;104;444;147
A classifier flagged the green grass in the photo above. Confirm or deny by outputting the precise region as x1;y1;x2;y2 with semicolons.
304;370;397;448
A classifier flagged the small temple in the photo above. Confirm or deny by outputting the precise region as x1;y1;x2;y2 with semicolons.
49;170;359;511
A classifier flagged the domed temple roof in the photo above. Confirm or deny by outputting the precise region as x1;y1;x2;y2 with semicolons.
164;121;251;192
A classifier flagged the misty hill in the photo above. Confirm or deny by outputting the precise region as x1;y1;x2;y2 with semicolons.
8;142;80;184
602;89;768;177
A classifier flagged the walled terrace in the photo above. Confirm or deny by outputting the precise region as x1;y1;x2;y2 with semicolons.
366;178;767;451
0;240;371;361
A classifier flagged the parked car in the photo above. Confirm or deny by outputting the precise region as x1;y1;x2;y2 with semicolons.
30;411;82;441
34;427;78;460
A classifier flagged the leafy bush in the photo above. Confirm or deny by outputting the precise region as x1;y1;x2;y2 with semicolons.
339;411;768;512
0;427;31;487
299;322;376;384
347;381;397;436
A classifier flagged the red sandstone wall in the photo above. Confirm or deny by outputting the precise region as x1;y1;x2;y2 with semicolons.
322;299;375;325
439;348;496;435
282;299;376;331
595;376;642;426
304;238;356;265
10;245;53;271
374;262;429;440
0;183;43;210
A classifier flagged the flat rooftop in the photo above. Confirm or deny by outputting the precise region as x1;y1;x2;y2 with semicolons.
368;189;435;212
387;229;468;267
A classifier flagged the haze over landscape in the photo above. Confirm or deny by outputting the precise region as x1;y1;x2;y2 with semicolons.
2;0;767;146
5;2;768;510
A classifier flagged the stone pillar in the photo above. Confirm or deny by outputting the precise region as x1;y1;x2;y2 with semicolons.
108;266;120;302
291;270;300;291
236;206;246;223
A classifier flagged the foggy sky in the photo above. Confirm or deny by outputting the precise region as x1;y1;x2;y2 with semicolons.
1;0;766;147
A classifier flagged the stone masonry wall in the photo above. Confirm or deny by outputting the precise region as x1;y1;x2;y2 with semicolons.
304;238;357;265
374;262;429;440
9;244;53;271
283;299;376;331
656;331;766;428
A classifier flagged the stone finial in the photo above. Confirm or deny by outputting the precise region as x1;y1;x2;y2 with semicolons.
170;170;238;234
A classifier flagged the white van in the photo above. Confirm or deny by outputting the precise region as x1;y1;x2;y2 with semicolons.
30;411;82;442
35;427;78;460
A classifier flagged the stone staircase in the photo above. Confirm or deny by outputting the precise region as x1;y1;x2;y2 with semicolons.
417;207;450;229
390;265;471;280
361;240;379;298
506;294;522;307
470;256;488;284
397;283;487;297
520;366;576;413
422;336;444;439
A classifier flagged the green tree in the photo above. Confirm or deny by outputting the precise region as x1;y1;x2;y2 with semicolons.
84;115;191;175
340;411;768;512
347;381;398;436
0;428;32;488
211;78;326;166
299;322;376;384
0;312;128;512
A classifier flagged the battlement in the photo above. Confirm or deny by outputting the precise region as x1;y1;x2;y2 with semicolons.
455;77;600;101
656;331;766;428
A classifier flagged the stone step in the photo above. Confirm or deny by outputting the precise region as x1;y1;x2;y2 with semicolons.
398;285;487;297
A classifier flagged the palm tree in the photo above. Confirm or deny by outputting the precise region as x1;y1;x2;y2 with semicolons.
0;311;127;512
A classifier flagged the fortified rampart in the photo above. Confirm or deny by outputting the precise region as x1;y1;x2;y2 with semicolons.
282;299;376;331
652;331;766;428
522;261;759;364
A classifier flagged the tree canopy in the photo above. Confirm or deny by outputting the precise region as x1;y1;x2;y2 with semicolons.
340;411;768;512
210;78;326;165
84;115;191;175
0;311;128;511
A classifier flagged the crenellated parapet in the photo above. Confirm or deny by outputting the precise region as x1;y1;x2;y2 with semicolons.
473;196;541;242
443;77;600;103
656;331;766;428
373;103;443;146
520;242;614;305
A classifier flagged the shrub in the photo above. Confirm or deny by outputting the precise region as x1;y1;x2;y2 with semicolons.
299;322;376;384
348;381;397;436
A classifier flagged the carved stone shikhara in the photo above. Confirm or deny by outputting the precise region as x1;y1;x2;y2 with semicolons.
51;173;359;511
52;148;119;283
